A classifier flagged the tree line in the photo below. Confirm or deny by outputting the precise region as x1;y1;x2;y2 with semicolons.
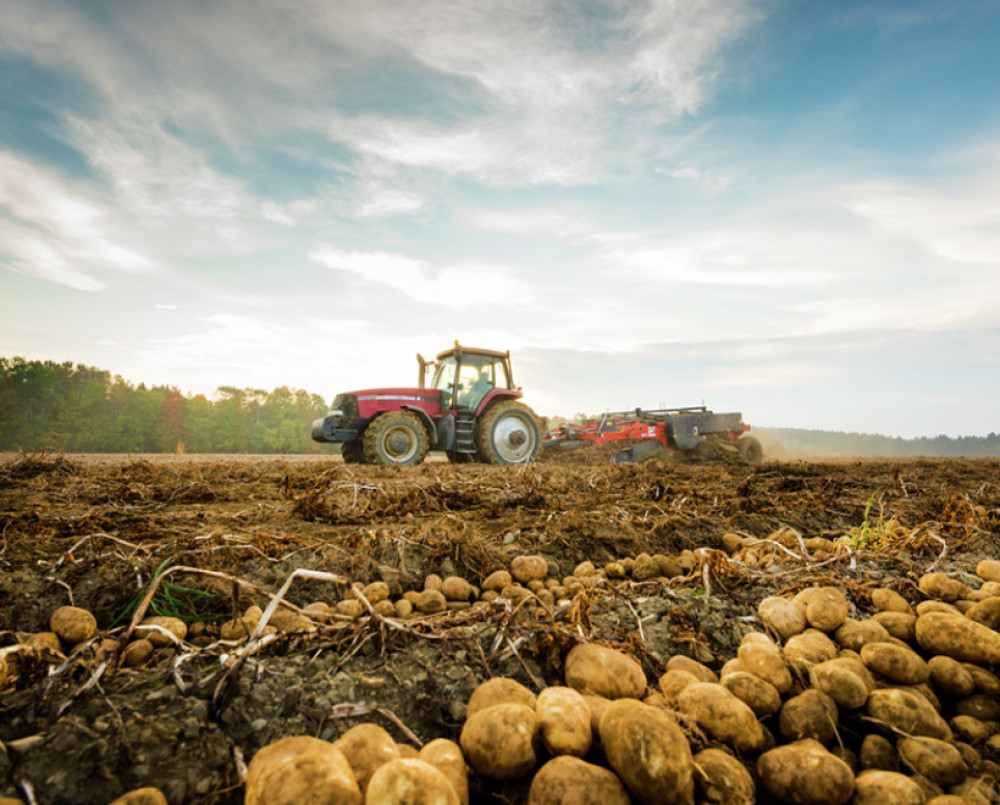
757;427;1000;458
0;357;332;454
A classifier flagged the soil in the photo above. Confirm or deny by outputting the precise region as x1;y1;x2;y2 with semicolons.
0;451;998;803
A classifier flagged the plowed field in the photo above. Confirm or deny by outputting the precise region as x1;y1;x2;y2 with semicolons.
1;452;998;803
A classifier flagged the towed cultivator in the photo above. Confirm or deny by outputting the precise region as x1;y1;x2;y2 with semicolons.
543;406;764;464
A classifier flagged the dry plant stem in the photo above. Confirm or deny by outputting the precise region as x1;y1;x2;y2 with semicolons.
924;531;949;573
324;703;425;747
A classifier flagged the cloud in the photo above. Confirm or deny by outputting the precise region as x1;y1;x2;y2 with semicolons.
0;150;153;290
259;199;316;226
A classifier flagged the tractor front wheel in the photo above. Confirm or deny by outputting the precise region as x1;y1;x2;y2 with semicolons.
363;412;429;466
475;401;541;465
739;435;764;465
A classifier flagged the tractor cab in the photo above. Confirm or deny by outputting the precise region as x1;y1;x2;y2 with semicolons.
419;344;514;414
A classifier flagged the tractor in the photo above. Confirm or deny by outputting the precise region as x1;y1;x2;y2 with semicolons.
311;343;541;466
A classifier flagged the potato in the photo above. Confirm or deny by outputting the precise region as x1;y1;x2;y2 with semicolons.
898;737;968;787
757;596;807;639
415;589;448;614
665;654;717;683
783;629;838;675
965;597;1000;630
333;723;401;792
581;693;611;742
440;576;472;602
692;747;755;804
267;609;310;633
977;559;1000;583
121;638;155;668
677;682;766;753
336;599;365;618
536;686;592;757
465;677;536;719
564;643;646;699
49;605;97;645
459;703;537;780
832;618;891;652
950;714;991;745
860;642;930;685
756;739;854;805
246;736;361;805
722;670;782;717
805;586;849;632
737;632;792;694
915;600;960;616
872;588;914;614
915;611;1000;665
108;789;168;805
866;688;952;740
361;581;390;603
394;599;413;618
658;669;699;705
510;555;549;583
947;778;996;805
955;693;1000;722
809;658;869;709
963;663;1000;695
779;688;838;744
859;733;898;772
527;756;631;805
918;572;971;602
397;744;420;759
871;611;917;642
851;770;924;804
927;655;976;697
599;698;694;805
482;570;512;591
366;758;459;805
418;739;467;805
26;632;62;652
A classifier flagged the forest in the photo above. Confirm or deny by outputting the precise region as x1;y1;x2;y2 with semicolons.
2;356;999;456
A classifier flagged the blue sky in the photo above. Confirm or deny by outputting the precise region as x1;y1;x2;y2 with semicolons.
2;0;999;437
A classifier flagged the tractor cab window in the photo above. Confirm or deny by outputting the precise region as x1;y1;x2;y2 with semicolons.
432;353;512;409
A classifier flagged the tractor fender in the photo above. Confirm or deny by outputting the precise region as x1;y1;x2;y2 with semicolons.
401;404;437;445
473;389;522;417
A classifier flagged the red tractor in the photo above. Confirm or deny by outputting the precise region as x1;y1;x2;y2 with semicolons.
311;343;541;466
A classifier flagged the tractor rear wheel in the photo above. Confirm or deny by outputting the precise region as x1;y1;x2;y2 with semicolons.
341;439;364;464
739;435;764;465
363;412;428;466
475;401;541;464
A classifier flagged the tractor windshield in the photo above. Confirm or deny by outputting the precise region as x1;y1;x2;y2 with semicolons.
431;353;512;409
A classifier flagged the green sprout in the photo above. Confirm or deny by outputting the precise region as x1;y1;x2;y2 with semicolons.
113;559;220;626
850;490;885;550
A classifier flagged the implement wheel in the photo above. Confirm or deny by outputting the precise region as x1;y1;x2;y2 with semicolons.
739;435;764;465
475;401;541;465
363;412;428;466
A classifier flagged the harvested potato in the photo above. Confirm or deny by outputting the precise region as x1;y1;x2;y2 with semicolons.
26;632;62;652
898;737;968;787
809;658;869;709
415;589;448;614
871;611;917;641
581;693;611;742
527;755;631;805
832;618;891;652
721;670;782;716
955;693;1000;722
465;677;537;719
245;736;361;805
397;744;420;759
665;654;718;683
599;698;694;805
121;638;155;668
482;570;512;591
360;581;390;603
659;669;699;706
756;739;854;805
266;609;310;633
918;572;971;602
737;632;792;694
49;605;97;645
108;788;168;805
333;723;401;792
564;643;646;699
805;586;849;631
459;703;537;780
757;596;807;639
440;576;472;602
778;688;838;744
871;588;913;614
949;714;990;745
915;611;1000;665
365;759;458;805
927;655;976;697
536;686;592;757
783;629;838;675
510;555;549;583
915;600;959;615
965;597;1000;630
964;663;1000;695
851;770;924;804
859;733;898;772
866;688;952;740
691;747;754;804
678;682;766;754
418;739;467;805
860;642;930;684
977;559;1000;583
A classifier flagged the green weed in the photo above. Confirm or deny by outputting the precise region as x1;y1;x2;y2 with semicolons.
113;559;220;626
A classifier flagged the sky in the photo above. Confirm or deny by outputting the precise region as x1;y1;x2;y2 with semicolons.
2;0;1000;438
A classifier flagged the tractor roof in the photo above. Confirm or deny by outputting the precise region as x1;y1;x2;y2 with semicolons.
435;344;510;361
